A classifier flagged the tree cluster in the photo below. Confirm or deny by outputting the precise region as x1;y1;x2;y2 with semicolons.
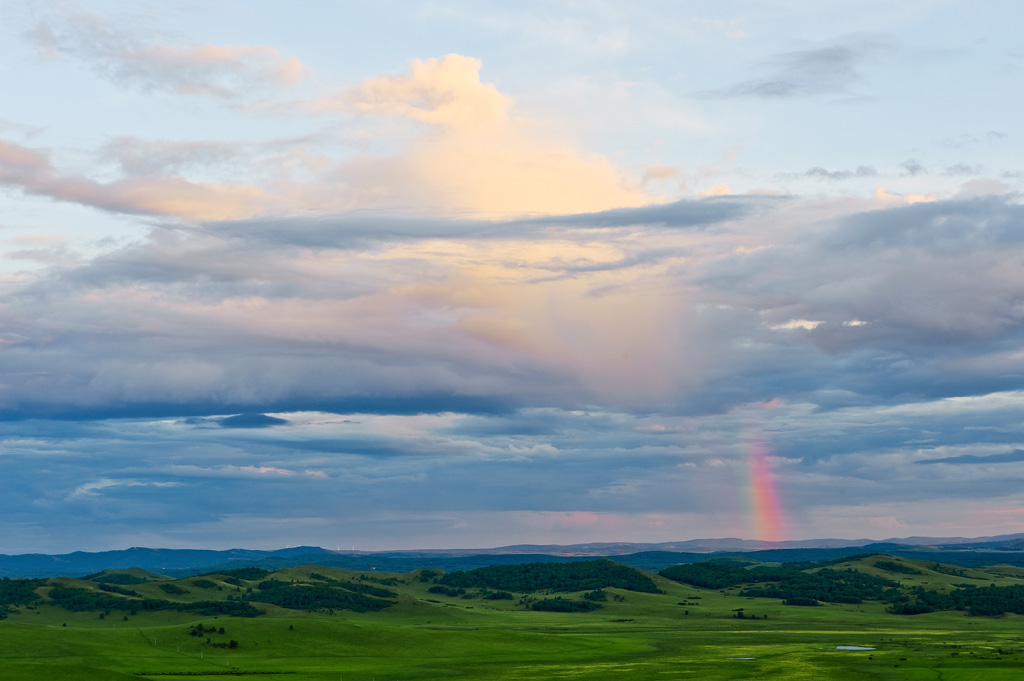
82;572;149;585
158;583;188;596
439;560;660;594
0;577;44;619
252;581;393;613
874;561;922;575
659;560;898;604
190;579;219;589
203;568;271;581
530;597;602;613
98;583;141;597
889;583;1024;617
46;585;263;617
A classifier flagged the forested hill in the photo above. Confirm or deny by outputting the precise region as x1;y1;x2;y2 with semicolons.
437;559;661;593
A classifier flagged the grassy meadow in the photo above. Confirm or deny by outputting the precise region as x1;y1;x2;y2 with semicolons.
3;556;1024;680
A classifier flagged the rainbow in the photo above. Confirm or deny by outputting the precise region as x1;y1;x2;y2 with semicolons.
747;439;786;544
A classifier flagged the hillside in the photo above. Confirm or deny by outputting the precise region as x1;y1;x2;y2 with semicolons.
5;553;1024;623
4;555;1024;679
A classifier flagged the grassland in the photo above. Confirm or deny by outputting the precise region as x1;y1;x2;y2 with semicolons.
3;556;1024;680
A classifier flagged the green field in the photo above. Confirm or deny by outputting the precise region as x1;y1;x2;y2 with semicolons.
3;557;1024;680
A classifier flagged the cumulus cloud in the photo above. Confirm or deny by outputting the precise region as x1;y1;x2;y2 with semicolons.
312;54;651;216
1;53;653;220
312;54;507;128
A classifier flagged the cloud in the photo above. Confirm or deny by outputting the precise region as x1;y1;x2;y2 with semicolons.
717;196;1024;359
312;54;652;216
1;53;653;220
98;137;247;177
805;165;877;181
198;196;762;260
899;158;926;176
698;183;734;197
916;449;1024;466
312;54;507;128
516;196;768;229
642;165;680;185
219;413;290;429
944;163;983;176
6;3;1024;554
3;191;1024;425
0;139;268;220
872;186;936;204
705;35;888;99
68;477;176;500
771;319;823;331
28;13;307;99
7;384;1024;550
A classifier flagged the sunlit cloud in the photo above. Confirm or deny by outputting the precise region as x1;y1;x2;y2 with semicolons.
313;54;507;128
873;185;937;204
315;54;652;216
771;319;823;331
2;52;653;220
0;139;268;220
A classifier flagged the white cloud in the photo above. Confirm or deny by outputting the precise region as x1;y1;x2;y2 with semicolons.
28;13;308;99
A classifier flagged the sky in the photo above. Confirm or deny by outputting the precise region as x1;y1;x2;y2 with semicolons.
1;0;1023;554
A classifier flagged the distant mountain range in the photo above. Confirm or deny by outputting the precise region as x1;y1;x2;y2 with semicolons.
439;533;1024;555
4;532;1024;578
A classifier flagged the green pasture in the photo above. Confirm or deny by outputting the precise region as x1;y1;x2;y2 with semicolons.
3;561;1024;680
